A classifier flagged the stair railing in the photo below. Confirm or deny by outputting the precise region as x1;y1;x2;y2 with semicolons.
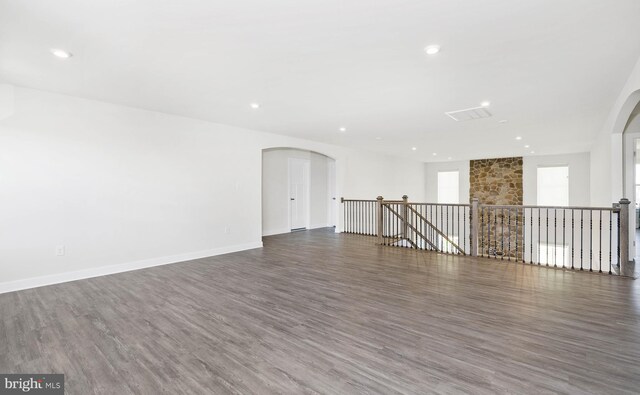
341;195;633;276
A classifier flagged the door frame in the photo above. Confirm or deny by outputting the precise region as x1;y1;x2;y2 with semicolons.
287;158;310;231
327;159;337;227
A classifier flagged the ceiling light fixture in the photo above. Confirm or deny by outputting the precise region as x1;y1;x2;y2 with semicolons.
480;101;491;107
432;153;437;156
448;157;452;160
250;103;260;109
339;127;347;132
499;120;508;124
424;45;441;55
51;49;72;59
515;136;522;140
411;147;417;151
375;137;382;140
530;150;535;154
524;145;530;148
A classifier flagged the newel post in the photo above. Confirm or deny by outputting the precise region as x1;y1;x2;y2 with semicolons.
402;195;409;241
470;198;479;257
619;198;632;276
376;196;384;245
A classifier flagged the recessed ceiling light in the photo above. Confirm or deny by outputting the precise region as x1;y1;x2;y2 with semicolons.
447;157;452;160
339;127;347;132
375;137;382;140
424;45;441;55
524;145;530;148
530;150;535;154
515;136;522;140
432;153;437;156
411;147;417;151
480;101;491;107
250;103;260;109
499;120;508;124
51;49;72;59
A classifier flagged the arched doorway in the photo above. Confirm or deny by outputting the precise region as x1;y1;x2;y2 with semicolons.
622;98;640;263
613;90;640;270
261;148;337;237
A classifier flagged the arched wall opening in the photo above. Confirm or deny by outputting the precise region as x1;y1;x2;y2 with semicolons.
621;95;640;261
261;147;338;237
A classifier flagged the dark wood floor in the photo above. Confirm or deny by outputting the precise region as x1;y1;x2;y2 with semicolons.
2;228;640;394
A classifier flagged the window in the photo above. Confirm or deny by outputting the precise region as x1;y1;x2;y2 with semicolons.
437;171;459;204
537;166;569;206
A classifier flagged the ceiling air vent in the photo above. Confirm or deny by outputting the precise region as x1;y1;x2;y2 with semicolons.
445;106;492;122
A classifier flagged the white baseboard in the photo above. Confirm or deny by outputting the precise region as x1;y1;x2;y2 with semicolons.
0;241;263;295
263;225;334;237
308;223;332;230
262;228;291;236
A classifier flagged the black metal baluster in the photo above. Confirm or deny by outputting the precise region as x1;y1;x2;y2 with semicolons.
553;209;557;268
366;201;369;235
530;208;534;264
609;210;613;275
514;208;518;262
360;201;363;234
546;208;549;267
501;208;505;260
521;208;525;263
464;206;467;254
359;201;362;234
493;208;498;259
481;207;485;257
343;201;346;233
580;210;584;271
589;210;593;272
562;209;566;268
487;207;496;258
395;203;398;244
446;205;450;253
384;202;387;239
345;201;348;233
617;211;621;270
538;208;541;265
388;204;392;245
508;208;512;260
440;206;445;252
371;201;374;236
353;201;356;234
352;201;355;233
599;210;602;273
571;209;575;270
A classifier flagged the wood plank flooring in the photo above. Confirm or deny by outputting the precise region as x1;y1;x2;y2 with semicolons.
1;228;640;394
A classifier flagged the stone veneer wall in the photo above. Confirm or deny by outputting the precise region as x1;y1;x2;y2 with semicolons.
470;157;523;258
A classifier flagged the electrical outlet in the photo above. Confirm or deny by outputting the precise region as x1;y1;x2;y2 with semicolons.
55;245;65;256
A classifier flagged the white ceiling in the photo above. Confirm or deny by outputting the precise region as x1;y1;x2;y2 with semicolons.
1;0;640;162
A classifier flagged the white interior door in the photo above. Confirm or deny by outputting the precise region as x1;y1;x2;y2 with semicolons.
327;160;337;227
289;158;310;230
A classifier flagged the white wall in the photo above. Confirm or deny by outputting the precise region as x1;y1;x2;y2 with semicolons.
590;55;640;206
0;85;426;292
523;152;591;206
588;54;640;262
424;160;470;204
262;148;334;236
424;154;590;206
